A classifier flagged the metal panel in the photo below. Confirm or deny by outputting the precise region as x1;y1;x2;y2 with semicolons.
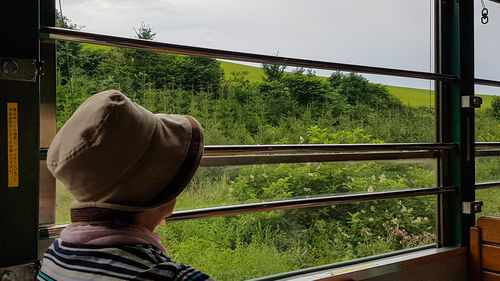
39;27;456;82
0;0;40;267
39;161;55;225
437;0;475;248
39;0;57;226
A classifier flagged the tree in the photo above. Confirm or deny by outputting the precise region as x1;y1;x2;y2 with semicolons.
328;72;402;110
491;96;500;120
134;22;157;40
282;69;328;104
56;10;82;86
262;63;286;82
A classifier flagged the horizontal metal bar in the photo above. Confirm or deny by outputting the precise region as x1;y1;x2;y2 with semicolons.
40;143;454;160
476;142;500;149
38;186;455;239
476;150;500;157
38;224;69;240
475;181;500;190
204;143;456;155
201;151;437;166
474;78;500;87
167;186;455;221
40;27;456;82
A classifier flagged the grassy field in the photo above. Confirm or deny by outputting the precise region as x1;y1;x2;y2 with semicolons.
219;61;265;82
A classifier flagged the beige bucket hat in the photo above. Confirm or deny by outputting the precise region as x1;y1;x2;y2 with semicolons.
47;90;204;213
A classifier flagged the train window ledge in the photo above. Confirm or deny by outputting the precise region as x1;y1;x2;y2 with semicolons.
249;246;466;281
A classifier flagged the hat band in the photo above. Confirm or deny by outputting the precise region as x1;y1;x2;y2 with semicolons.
71;207;139;223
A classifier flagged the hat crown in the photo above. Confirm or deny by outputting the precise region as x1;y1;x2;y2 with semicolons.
47;90;204;212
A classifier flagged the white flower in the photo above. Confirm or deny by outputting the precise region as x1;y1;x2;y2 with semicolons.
250;174;254;179
308;173;315;177
370;205;376;211
368;217;374;222
303;188;311;192
367;186;374;192
229;188;234;193
379;174;386;182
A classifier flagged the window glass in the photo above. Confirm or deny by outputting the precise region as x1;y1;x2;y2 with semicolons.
161;198;436;280
475;2;500;96
61;0;434;72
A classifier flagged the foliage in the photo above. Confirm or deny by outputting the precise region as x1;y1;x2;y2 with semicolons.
306;126;383;144
134;22;157;40
262;63;286;82
491;96;500;120
329;72;402;110
56;11;83;86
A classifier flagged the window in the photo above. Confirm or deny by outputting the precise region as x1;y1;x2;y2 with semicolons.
28;1;498;280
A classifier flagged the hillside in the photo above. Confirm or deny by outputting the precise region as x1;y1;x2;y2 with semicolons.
80;45;496;108
220;61;495;109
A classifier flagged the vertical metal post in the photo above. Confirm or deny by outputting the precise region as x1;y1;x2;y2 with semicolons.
0;0;41;266
438;0;475;247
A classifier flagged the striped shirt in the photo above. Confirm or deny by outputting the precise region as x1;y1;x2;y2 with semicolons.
37;239;214;281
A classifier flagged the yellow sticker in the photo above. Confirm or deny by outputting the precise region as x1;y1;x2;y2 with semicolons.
7;103;19;187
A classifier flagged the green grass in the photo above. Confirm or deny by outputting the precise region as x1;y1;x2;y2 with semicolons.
385;85;435;107
476;189;500;217
219;61;265;82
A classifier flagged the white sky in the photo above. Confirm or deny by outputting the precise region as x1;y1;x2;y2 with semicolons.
61;0;500;95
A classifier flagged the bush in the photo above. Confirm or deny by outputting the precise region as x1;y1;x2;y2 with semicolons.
491;96;500;120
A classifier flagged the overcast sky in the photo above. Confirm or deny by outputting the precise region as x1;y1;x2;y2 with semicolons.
61;0;500;95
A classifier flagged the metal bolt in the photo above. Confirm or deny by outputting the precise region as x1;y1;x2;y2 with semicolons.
2;60;19;75
1;271;17;281
472;97;483;108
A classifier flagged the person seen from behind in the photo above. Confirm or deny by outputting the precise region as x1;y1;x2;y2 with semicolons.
37;90;214;280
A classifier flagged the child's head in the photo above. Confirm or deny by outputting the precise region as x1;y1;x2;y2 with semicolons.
47;90;204;225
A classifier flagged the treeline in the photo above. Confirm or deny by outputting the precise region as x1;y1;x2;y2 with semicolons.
56;19;437;145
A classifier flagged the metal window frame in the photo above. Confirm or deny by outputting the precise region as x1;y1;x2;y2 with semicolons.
2;0;500;276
